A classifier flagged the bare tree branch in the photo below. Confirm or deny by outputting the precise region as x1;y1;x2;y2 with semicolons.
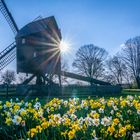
121;36;140;88
1;70;16;84
72;44;108;84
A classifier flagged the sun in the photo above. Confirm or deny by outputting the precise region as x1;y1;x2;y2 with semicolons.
59;39;70;53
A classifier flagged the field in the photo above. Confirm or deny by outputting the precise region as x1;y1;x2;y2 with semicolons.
122;89;140;95
0;90;140;140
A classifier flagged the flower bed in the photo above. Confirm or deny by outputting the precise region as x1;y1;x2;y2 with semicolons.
0;95;140;139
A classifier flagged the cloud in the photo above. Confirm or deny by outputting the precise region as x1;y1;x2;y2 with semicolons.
120;43;125;48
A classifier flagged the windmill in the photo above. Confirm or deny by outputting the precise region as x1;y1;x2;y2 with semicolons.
0;0;62;86
0;0;121;95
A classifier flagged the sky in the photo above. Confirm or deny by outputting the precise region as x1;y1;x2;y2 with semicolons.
0;0;140;71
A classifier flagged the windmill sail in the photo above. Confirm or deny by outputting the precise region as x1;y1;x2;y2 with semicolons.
0;0;19;34
0;42;16;70
0;0;18;70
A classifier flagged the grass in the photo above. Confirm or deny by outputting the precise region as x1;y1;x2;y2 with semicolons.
122;89;140;96
0;88;140;100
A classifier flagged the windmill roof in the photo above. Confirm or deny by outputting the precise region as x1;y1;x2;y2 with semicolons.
16;16;60;38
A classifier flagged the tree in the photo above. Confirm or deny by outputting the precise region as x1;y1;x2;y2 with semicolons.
103;73;116;84
121;36;140;88
72;44;108;84
106;56;127;85
1;70;16;84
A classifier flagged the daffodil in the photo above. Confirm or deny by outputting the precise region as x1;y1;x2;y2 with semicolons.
12;115;22;125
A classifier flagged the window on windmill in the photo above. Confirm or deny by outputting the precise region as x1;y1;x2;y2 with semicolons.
33;52;37;58
22;38;26;44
